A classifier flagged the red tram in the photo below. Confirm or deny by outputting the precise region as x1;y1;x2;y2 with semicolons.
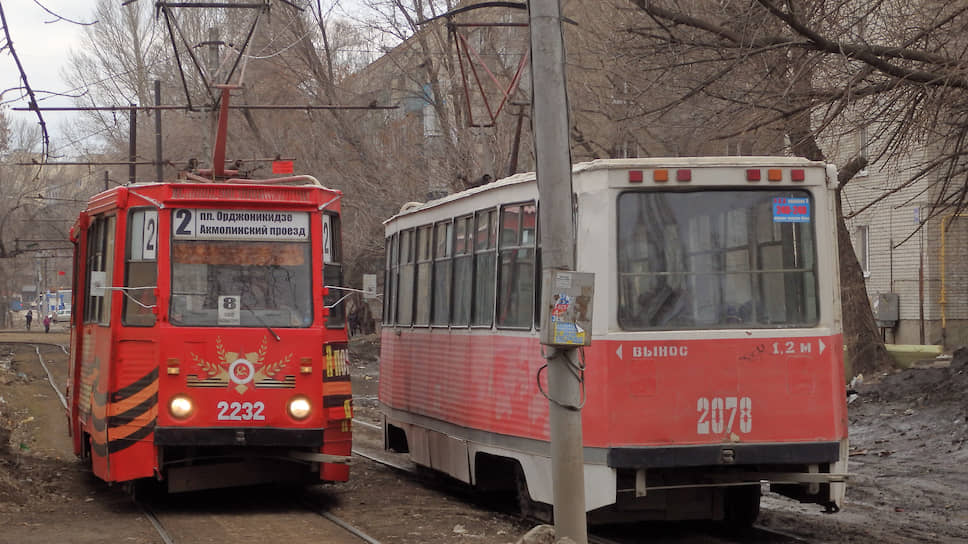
67;175;352;492
380;157;848;524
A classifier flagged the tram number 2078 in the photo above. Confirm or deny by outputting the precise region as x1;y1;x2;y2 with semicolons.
217;400;267;421
697;397;752;435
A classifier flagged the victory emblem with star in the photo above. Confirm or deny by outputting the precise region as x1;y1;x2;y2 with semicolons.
188;336;294;394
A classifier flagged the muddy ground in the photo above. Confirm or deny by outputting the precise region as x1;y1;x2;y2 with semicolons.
0;329;965;543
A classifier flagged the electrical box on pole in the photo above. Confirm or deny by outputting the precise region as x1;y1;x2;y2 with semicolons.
539;270;594;346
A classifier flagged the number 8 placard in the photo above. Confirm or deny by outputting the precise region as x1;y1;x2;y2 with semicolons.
218;295;241;325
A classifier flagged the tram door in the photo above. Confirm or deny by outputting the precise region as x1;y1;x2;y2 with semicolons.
76;213;117;479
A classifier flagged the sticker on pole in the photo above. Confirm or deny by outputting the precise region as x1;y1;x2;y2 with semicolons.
772;197;810;223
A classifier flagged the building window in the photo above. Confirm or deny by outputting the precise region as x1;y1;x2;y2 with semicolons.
857;127;869;177
856;225;870;277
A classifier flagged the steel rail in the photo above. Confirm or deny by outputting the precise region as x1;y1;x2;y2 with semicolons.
751;524;813;543
300;500;384;544
139;502;177;544
350;417;381;431
350;448;413;473
31;345;68;410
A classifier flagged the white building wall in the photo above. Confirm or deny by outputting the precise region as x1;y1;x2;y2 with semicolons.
828;129;968;346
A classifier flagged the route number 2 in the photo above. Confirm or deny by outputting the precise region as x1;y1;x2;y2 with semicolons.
217;401;266;421
697;396;752;435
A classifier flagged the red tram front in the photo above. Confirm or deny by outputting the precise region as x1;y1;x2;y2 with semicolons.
67;178;352;492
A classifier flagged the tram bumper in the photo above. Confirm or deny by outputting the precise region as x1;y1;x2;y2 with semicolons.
606;440;847;511
154;427;345;493
606;440;841;468
154;426;325;447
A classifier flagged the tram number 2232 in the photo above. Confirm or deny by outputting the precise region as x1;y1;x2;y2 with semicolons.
697;397;752;435
217;400;266;421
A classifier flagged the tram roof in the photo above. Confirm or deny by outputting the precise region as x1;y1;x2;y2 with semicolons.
385;156;832;224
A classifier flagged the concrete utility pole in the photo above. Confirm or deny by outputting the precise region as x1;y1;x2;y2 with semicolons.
528;1;587;543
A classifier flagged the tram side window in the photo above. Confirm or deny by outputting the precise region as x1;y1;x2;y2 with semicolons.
431;221;453;326
123;209;158;326
414;225;433;326
452;215;474;326
497;202;537;328
472;209;497;326
323;214;346;328
85;215;116;325
397;229;415;326
617;190;818;330
383;233;397;325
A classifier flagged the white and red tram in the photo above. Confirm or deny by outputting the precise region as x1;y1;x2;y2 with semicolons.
379;157;847;524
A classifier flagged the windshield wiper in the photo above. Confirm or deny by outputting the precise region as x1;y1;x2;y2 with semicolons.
241;301;281;342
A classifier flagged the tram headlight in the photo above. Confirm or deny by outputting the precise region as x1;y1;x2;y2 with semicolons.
287;396;312;420
169;395;194;419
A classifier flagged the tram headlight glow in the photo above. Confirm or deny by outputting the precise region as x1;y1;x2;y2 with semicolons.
287;396;312;420
169;395;194;419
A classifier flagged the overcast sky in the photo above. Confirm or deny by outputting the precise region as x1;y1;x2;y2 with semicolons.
1;0;94;148
2;0;380;156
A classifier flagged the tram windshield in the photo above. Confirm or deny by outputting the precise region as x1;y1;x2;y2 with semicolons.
617;190;818;330
170;241;313;327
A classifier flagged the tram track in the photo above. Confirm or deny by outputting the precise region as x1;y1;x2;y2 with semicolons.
0;339;70;409
138;501;177;544
31;344;68;410
131;491;387;544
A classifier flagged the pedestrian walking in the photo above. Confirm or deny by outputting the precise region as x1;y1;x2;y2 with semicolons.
25;310;33;331
43;314;51;333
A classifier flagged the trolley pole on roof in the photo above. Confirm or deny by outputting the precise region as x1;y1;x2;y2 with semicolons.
528;1;588;543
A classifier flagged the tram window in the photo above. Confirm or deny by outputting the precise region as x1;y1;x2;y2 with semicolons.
123;209;158;326
472;209;497;326
323;213;346;328
170;241;312;328
385;233;398;325
431;221;453;326
497;202;536;328
617;190;818;330
324;264;345;327
397;229;415;326
84;215;115;325
414;225;433;326
452;215;474;326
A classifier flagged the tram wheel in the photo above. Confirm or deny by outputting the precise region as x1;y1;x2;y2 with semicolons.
81;433;93;472
723;484;761;530
515;465;552;523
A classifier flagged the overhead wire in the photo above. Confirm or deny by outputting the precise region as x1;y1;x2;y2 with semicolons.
0;0;50;174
